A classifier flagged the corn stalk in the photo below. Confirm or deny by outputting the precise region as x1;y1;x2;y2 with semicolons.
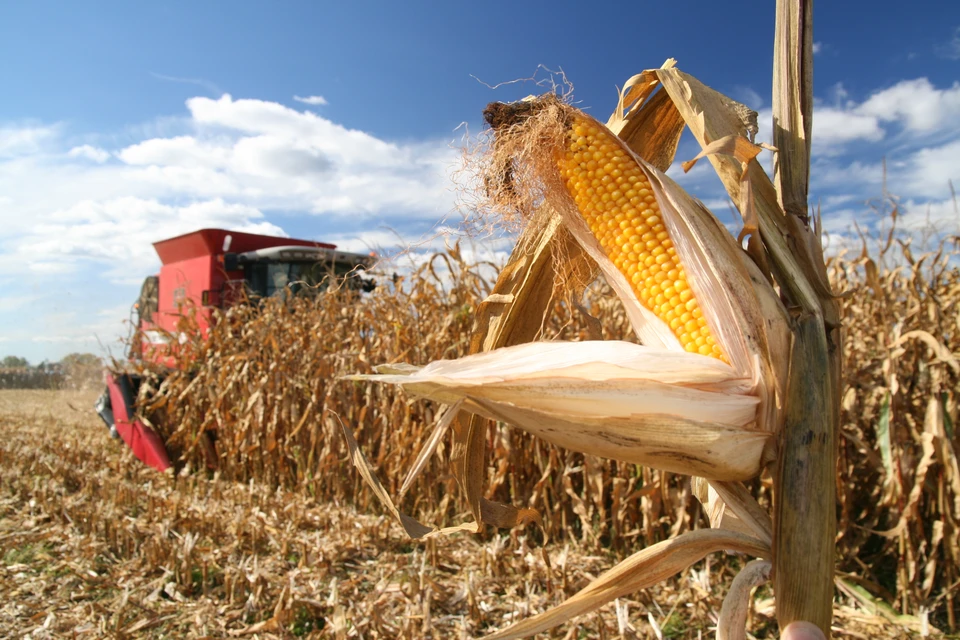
770;1;839;635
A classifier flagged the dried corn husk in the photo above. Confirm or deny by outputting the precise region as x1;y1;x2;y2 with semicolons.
364;340;767;480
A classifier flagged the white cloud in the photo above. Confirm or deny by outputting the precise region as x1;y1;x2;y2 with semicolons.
293;95;328;106
813;157;884;191
101;94;459;216
897;197;960;234
735;77;960;223
936;27;960;60
29;198;280;278
230;135;332;177
700;197;736;211
856;78;960;133
828;83;849;103
186;94;402;165
118;136;229;168
0;125;57;158
754;78;960;154
0;195;282;285
68;144;111;163
321;229;414;255
0;96;460;242
0;294;40;313
812;42;823;55
813;107;885;146
755;104;883;153
893;138;960;198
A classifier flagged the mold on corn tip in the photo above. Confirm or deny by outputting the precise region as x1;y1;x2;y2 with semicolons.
557;116;726;362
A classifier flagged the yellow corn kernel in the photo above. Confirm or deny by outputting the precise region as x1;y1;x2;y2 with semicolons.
557;116;726;362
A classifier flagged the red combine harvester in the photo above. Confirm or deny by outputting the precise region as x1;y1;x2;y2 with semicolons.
95;228;376;472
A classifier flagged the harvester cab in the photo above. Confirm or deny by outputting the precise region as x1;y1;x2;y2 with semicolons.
95;228;377;472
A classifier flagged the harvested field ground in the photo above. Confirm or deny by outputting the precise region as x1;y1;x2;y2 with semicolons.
0;390;928;638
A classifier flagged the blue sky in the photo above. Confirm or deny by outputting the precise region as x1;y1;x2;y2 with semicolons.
1;1;959;363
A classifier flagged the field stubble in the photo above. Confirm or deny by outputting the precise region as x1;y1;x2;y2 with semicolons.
1;390;772;639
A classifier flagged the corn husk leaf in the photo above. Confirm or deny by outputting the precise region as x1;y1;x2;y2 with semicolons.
606;59;685;172
692;478;773;546
450;211;594;530
357;340;770;481
654;67;829;314
334;411;478;539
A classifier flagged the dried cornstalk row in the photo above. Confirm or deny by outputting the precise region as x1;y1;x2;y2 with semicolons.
831;236;960;625
141;248;487;507
123;229;960;629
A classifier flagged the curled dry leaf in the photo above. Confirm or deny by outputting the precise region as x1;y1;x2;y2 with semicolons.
717;560;772;640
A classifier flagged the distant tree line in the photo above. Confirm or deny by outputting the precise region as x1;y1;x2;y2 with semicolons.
0;353;103;390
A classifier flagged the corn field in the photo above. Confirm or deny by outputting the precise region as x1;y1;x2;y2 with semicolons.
1;224;957;637
65;216;953;636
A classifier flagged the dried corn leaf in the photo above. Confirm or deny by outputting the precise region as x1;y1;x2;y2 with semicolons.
718;560;771;640
335;412;478;539
654;66;825;313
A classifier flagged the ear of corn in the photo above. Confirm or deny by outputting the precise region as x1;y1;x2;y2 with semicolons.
558;115;725;361
540;105;789;434
354;100;791;483
483;98;790;432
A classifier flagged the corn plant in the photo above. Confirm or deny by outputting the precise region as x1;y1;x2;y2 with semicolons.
347;2;839;638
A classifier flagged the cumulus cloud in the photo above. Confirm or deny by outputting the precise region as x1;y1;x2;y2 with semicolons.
0;294;40;313
322;229;414;255
812;42;823;55
118;136;229;168
293;95;328;106
102;94;459;216
68;145;111;163
856;78;960;132
0;95;460;239
754;78;960;154
892;138;960;198
0;125;58;158
0;196;282;281
897;197;960;234
813;107;885;146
